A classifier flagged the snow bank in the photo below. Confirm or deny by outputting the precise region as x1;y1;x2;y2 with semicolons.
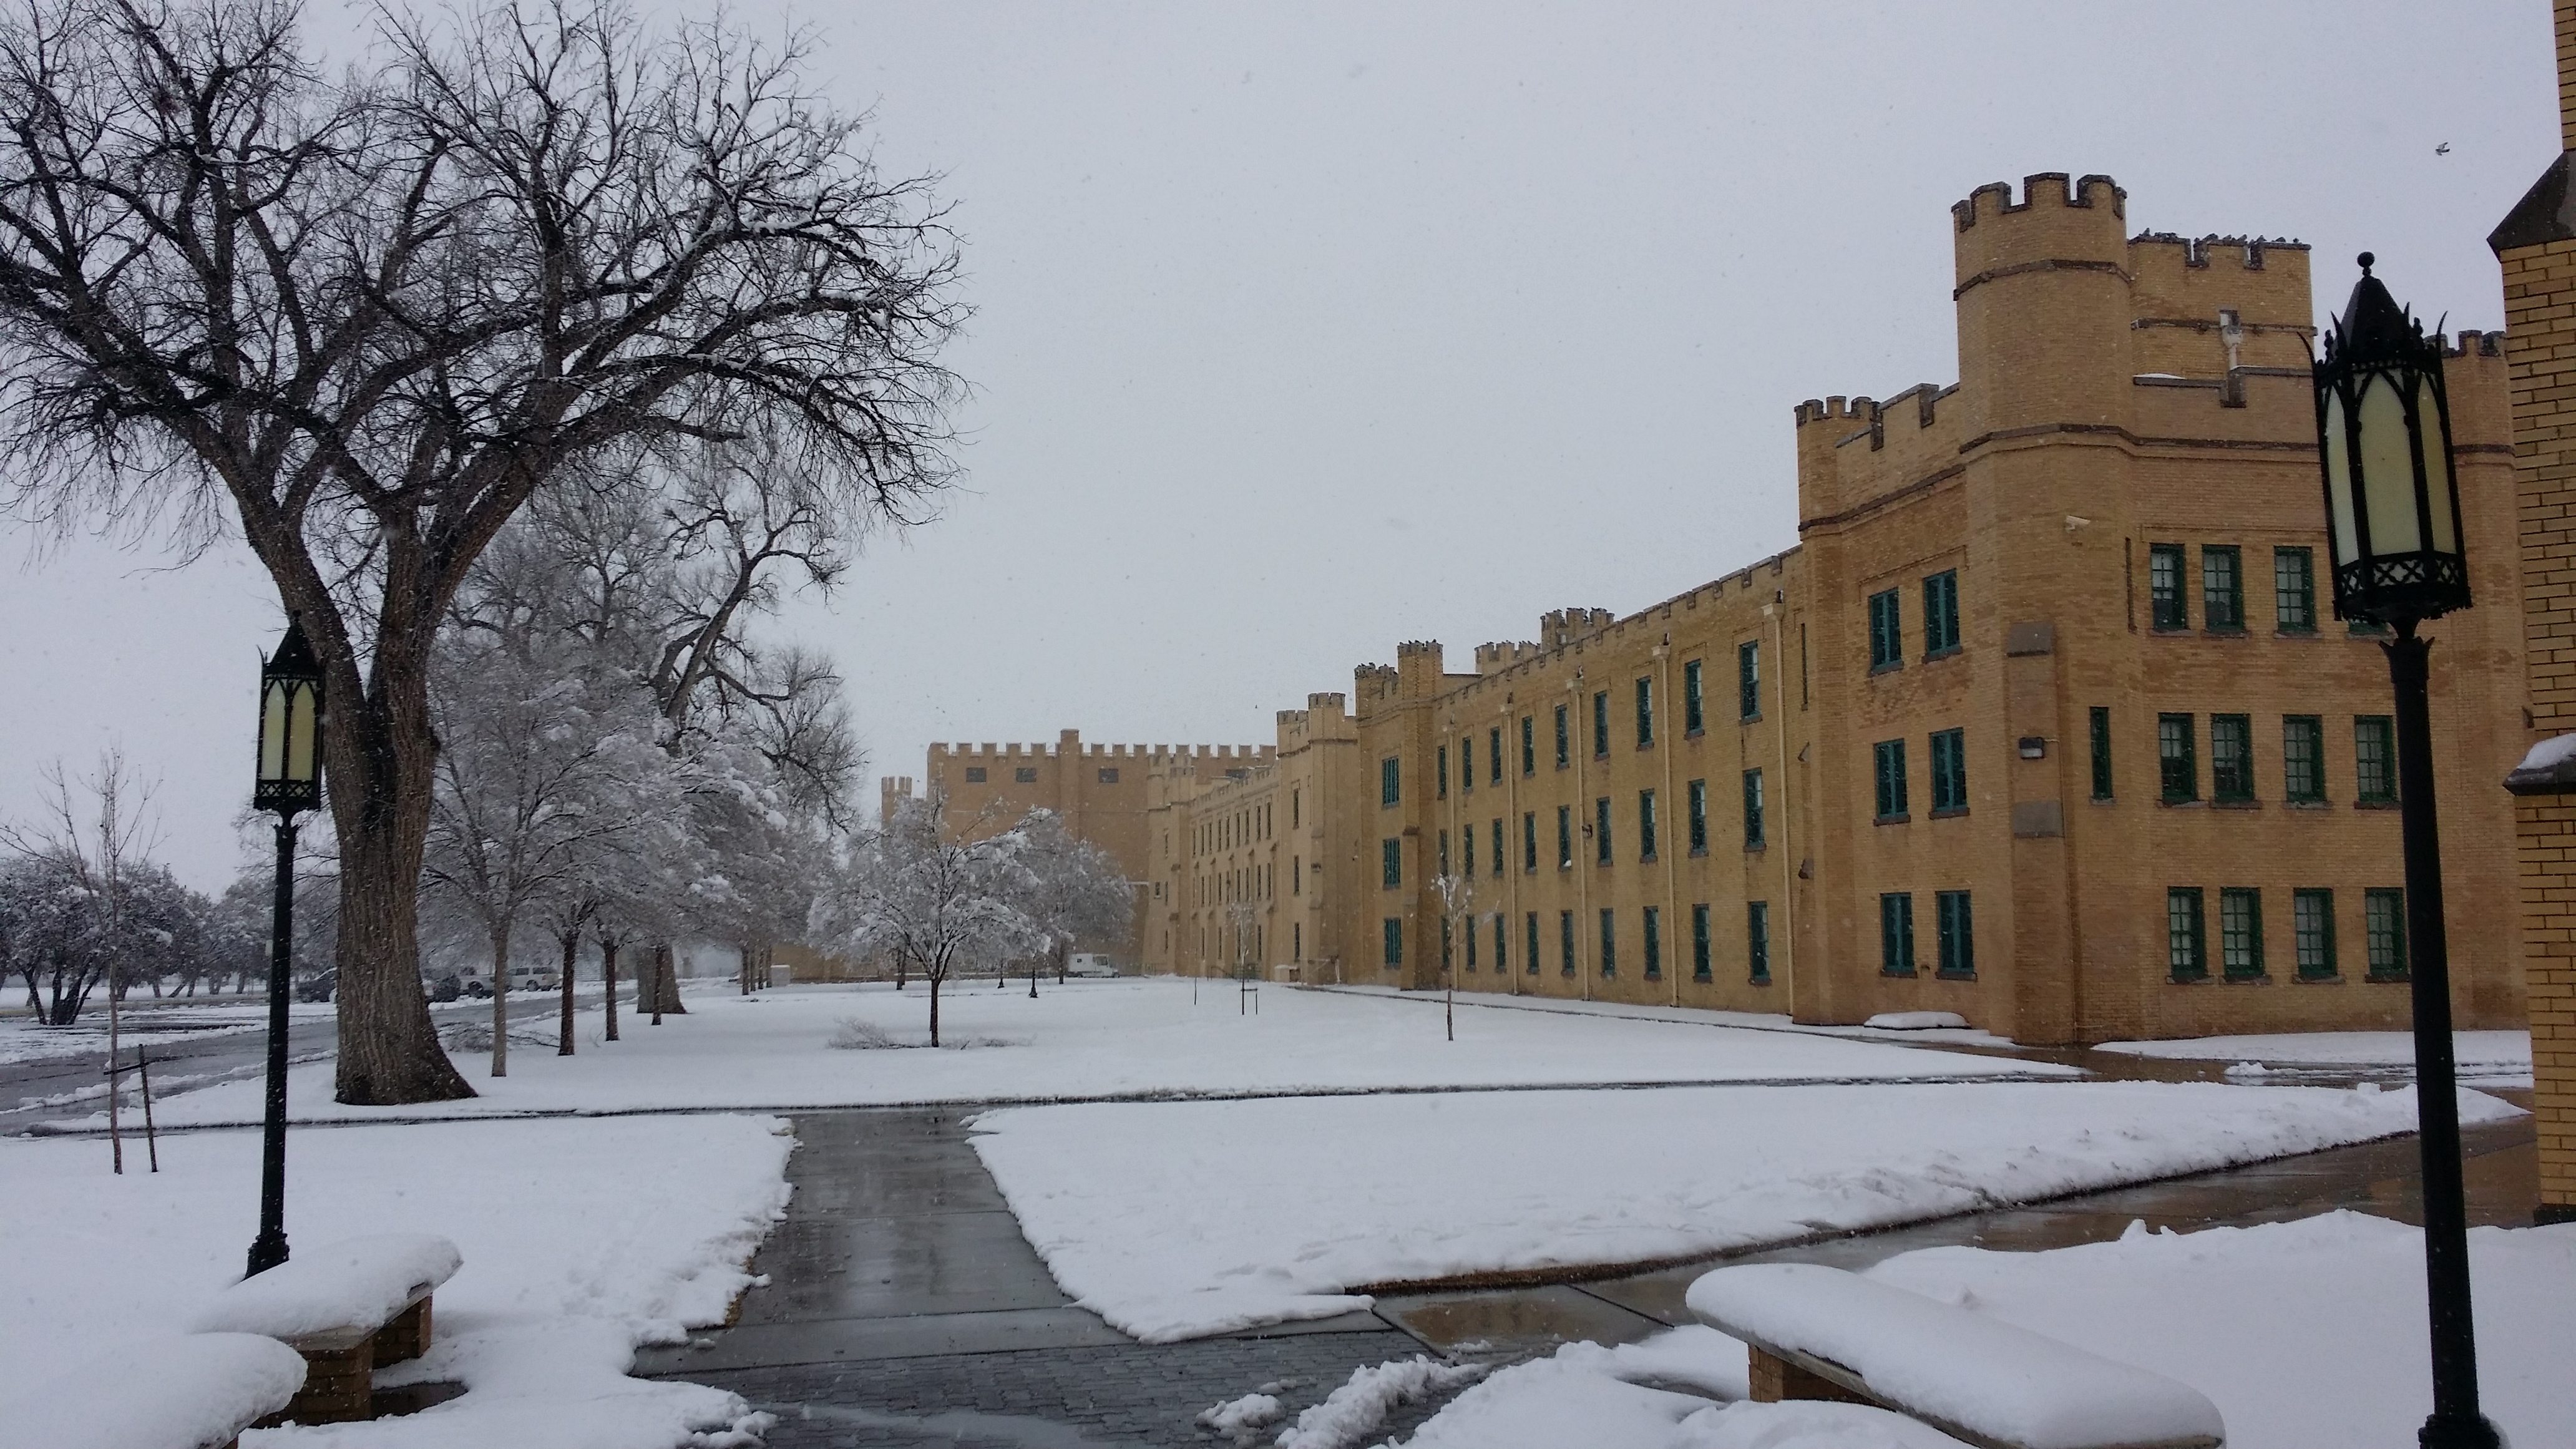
0;1115;791;1449
1686;1263;2220;1448
191;1234;461;1339
2094;1030;2528;1071
102;979;2064;1131
1273;1356;1487;1448
968;1081;2518;1340
1861;1012;1968;1032
0;1332;306;1449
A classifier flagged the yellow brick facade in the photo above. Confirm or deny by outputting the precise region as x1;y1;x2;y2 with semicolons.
2491;0;2576;1224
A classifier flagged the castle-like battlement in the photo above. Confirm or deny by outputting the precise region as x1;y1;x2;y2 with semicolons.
1952;172;2124;232
1474;640;1542;673
1540;608;1614;648
2129;231;2308;270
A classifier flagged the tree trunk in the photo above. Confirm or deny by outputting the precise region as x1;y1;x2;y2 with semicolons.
489;922;510;1078
322;625;476;1105
929;968;942;1047
653;941;687;1017
558;929;578;1056
600;937;620;1042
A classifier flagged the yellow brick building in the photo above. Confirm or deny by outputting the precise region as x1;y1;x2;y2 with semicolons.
1132;174;2528;1049
2489;1;2576;1226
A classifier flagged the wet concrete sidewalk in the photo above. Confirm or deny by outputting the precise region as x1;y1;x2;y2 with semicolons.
648;1076;2540;1448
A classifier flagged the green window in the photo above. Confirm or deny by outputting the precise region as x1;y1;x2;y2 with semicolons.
2168;887;2207;982
2203;545;2244;632
1744;769;1766;849
2089;706;2113;801
2366;888;2408;979
2275;548;2316;633
1526;912;1540;977
1522;812;1537;872
1923;570;1961;656
1748;902;1771;983
2158;714;2197;803
2210;715;2252;802
2355;716;2396;804
1599;908;1617;977
1868;588;1903;670
1382;756;1402;807
1595;797;1613;865
1638;789;1658;862
1495;914;1508;973
2283;716;2324;803
1554;705;1569;769
1685;659;1705;734
1491;818;1503;879
1382;917;1403;967
1559;909;1576;976
1692;903;1712;981
1490;727;1503;786
1739;641;1761;721
2293;888;2336;980
1460;736;1473;793
1381;838;1402;889
1521;715;1535;776
1936;890;1974;977
1636;676;1656;748
2220;887;2265;979
1445;914;1456;970
1687;779;1709;855
1880;892;1916;976
1874;739;1909;821
1557;805;1573;869
1642;906;1662;980
1593;690;1610;757
1929;728;1967;813
1458;825;1471;877
2149;544;2187;629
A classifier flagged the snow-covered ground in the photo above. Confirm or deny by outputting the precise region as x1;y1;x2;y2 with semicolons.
2097;1029;2530;1076
0;1115;789;1448
64;978;2069;1129
0;1000;339;1066
965;1080;2522;1340
1393;1213;2576;1449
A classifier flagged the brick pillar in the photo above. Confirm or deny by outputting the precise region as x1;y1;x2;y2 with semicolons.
2491;1;2576;1224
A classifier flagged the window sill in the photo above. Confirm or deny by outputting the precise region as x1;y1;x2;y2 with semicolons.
1881;968;1918;978
1923;645;1962;663
1640;854;1659;866
1870;661;1903;676
2275;628;2319;640
1936;969;1976;982
1689;847;1709;859
2284;798;2331;810
2210;798;2260;810
2150;625;2192;636
1739;715;1762;727
2089;794;2115;805
1686;727;1706;740
1876;813;1912;826
2222;972;2271;985
2202;626;2249;638
2168;973;2212;985
1692;972;1714;984
1749;975;1773;987
2159;797;2202;808
2293;972;2342;984
1744;842;1769;854
2366;971;2411;983
2355;798;2399;810
1930;806;1969;820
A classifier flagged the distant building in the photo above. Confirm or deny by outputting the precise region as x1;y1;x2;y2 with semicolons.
1143;173;2526;1046
2490;3;2576;1226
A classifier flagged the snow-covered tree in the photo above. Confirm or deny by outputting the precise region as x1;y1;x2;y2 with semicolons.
826;796;1038;1045
1005;809;1133;993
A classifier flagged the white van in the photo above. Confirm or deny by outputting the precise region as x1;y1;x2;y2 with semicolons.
507;964;560;993
1064;953;1118;978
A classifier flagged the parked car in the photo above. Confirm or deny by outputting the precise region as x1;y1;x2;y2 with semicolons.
426;973;463;1003
509;965;560;993
293;968;336;1003
1064;953;1119;978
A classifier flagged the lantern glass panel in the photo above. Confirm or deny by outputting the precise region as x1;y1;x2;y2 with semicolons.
2323;389;2358;570
2357;375;2421;555
286;684;319;783
2416;374;2456;554
260;681;290;781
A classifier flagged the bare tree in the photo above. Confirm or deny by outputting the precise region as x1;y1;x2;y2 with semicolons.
828;796;1036;1046
0;0;964;1103
1430;872;1476;1043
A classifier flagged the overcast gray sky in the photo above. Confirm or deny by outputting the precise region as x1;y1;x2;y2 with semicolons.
0;1;2552;891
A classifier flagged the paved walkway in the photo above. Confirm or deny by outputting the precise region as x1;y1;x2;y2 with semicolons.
646;1092;2537;1448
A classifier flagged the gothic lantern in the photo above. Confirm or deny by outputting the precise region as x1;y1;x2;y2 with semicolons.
253;619;323;814
2314;252;2471;625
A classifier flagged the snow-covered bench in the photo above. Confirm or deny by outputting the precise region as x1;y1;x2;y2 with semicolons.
1687;1263;2225;1449
188;1234;462;1427
1;1334;306;1449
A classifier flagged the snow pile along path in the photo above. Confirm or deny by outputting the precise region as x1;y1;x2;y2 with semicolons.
0;1115;791;1448
968;1081;2520;1340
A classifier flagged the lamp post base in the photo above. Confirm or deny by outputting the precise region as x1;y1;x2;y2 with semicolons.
245;1227;288;1279
2419;1412;2502;1449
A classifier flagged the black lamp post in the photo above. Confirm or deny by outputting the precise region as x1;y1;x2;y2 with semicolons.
245;618;322;1278
2312;253;2497;1449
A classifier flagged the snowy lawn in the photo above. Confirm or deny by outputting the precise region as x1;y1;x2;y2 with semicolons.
0;999;339;1066
1302;983;2021;1050
1394;1214;2576;1449
2097;1029;2530;1080
85;978;2067;1129
0;1114;789;1448
965;1081;2522;1341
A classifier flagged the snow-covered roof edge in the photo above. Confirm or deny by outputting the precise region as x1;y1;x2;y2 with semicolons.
2506;733;2576;796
